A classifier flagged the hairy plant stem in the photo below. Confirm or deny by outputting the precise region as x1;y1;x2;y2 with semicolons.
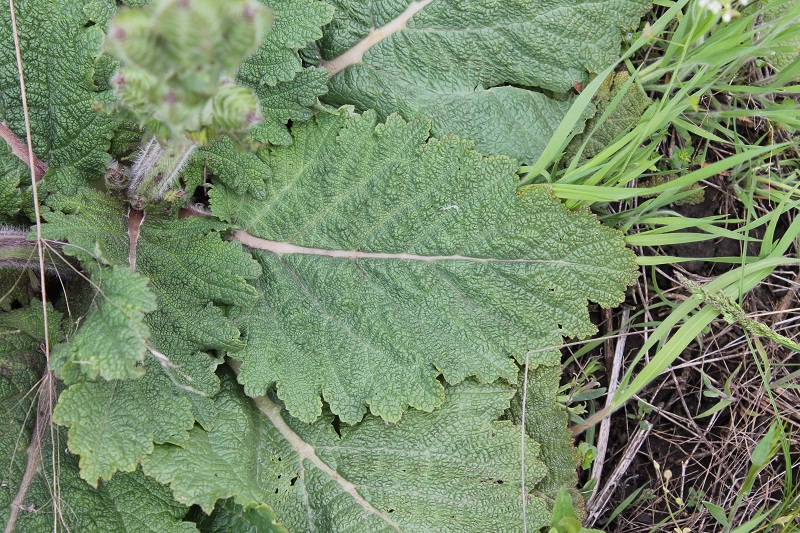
0;229;66;273
0;122;47;181
128;135;198;207
4;369;56;533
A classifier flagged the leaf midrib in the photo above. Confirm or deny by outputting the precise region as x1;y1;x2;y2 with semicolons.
234;230;583;266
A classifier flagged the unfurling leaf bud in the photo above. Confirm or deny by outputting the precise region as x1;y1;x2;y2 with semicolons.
110;68;164;116
106;0;273;137
210;82;262;132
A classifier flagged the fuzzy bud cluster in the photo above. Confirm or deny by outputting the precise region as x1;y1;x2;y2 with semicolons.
106;0;273;137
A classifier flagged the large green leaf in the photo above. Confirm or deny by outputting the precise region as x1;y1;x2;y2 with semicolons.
0;307;196;532
53;350;221;486
0;0;115;191
316;0;649;162
144;372;551;532
211;110;637;424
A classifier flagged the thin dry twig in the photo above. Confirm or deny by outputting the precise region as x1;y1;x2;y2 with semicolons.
586;420;653;526
588;308;630;507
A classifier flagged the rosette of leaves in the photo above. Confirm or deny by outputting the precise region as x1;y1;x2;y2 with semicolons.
0;0;645;531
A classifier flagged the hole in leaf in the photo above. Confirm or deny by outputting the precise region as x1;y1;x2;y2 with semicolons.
290;475;299;486
332;415;342;438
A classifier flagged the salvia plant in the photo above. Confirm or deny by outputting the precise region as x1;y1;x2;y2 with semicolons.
0;0;647;531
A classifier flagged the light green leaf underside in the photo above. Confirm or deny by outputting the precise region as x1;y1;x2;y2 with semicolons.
318;0;649;162
211;110;637;424
237;0;333;144
41;189;262;355
145;373;551;532
54;266;157;382
0;0;115;189
0;312;196;532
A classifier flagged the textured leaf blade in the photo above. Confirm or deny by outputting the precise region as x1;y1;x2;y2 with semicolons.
54;266;157;381
40;190;256;482
0;144;28;219
239;0;333;86
567;71;652;160
212;110;637;424
196;500;287;533
53;351;221;486
317;0;649;162
507;356;580;504
0;0;115;189
145;373;551;532
142;376;272;514
243;66;331;146
195;136;271;200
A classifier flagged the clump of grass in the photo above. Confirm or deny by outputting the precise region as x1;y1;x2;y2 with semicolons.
541;0;800;529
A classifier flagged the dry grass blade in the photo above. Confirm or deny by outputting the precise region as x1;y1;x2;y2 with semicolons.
3;371;56;533
4;0;57;530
